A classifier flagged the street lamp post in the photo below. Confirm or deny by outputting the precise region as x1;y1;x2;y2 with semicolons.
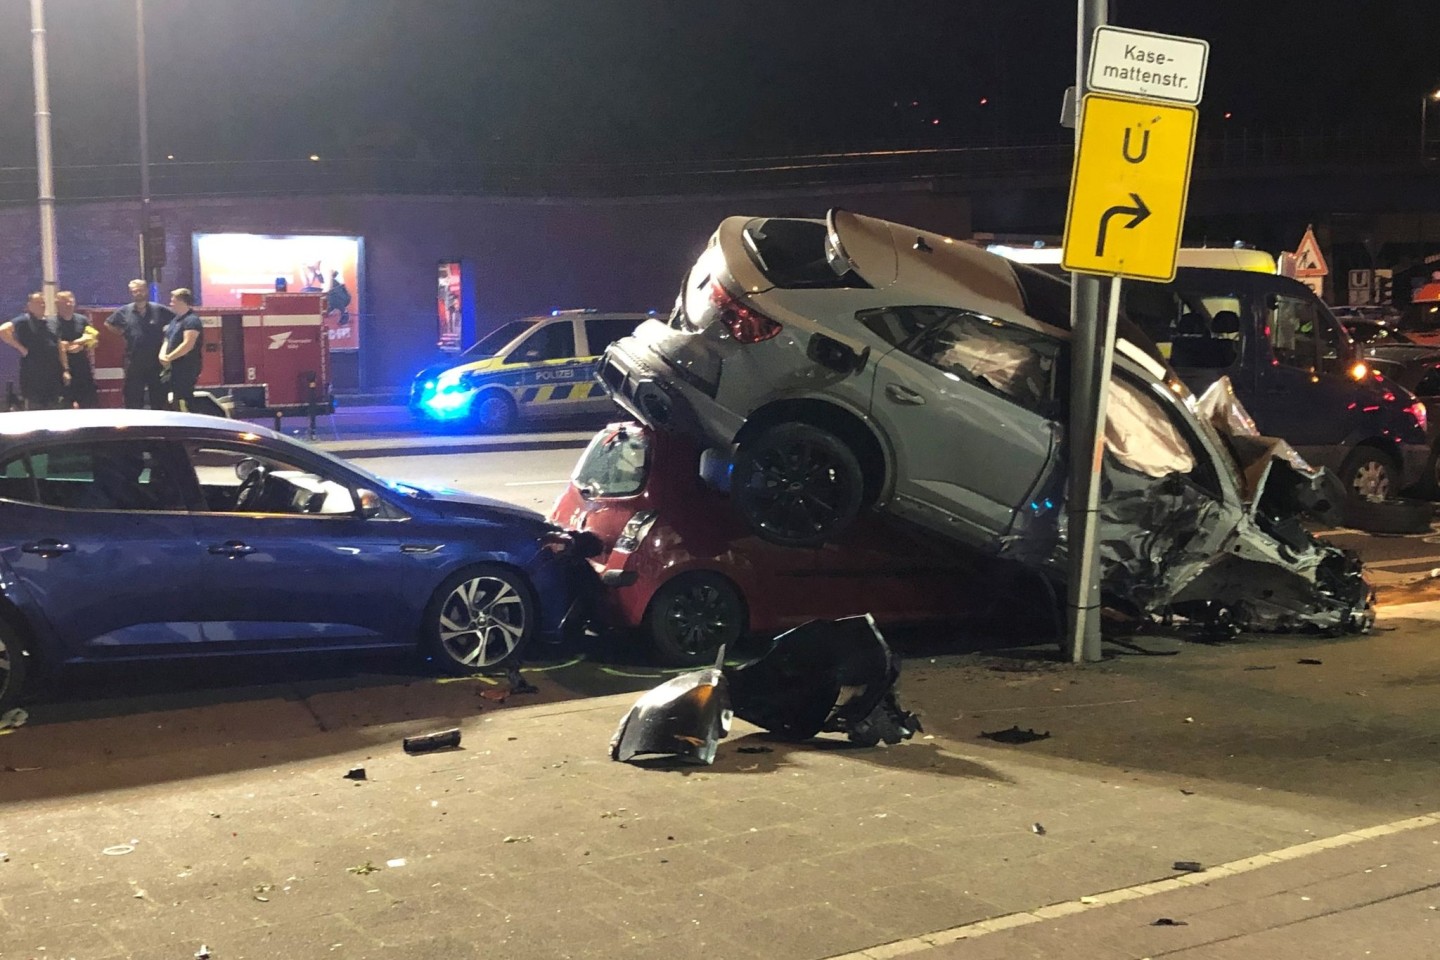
1422;89;1440;160
137;0;155;292
29;0;59;319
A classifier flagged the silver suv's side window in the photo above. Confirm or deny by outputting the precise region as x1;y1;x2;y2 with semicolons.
907;312;1061;413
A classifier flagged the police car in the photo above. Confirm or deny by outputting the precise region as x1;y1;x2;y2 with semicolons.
410;310;648;431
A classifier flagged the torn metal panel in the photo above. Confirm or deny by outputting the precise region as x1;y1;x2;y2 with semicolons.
727;614;920;746
610;661;732;765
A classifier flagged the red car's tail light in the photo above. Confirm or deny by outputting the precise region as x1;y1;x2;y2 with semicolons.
710;281;782;344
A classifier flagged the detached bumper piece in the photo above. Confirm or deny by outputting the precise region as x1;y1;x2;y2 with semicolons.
610;615;920;766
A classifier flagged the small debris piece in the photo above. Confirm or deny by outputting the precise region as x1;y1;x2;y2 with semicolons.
208;812;222;819
736;746;774;755
0;708;27;730
502;835;534;844
1184;717;1194;723
347;861;380;875
343;766;367;781
1297;658;1324;665
403;729;462;754
1031;823;1047;836
386;858;407;868
1180;789;1196;796
980;726;1051;745
196;947;211;960
1152;918;1188;926
1173;861;1204;873
480;689;509;702
507;665;539;695
102;844;135;856
1243;665;1278;671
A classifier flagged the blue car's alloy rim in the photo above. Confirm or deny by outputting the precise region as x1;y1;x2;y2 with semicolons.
437;576;527;667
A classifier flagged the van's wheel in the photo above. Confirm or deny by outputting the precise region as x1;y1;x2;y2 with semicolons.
470;391;516;434
732;423;864;547
0;621;30;714
646;572;747;667
422;564;536;673
1339;447;1398;500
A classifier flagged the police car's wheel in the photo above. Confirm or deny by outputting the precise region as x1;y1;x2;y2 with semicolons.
0;621;30;714
470;391;516;433
423;564;536;673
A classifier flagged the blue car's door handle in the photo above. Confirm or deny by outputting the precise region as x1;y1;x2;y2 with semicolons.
208;541;256;557
21;539;74;558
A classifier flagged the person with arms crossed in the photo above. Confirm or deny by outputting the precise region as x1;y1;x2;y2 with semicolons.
106;279;173;408
158;288;204;412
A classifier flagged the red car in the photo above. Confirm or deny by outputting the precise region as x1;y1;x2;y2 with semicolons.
549;422;991;665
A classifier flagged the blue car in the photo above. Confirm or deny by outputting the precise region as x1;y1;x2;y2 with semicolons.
0;410;598;711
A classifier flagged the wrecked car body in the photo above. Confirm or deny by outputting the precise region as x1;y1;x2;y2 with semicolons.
611;615;919;765
601;209;1372;634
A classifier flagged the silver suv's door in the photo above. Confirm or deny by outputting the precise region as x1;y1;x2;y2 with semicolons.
863;307;1062;543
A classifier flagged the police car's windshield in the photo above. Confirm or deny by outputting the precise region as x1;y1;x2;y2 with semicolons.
463;320;536;358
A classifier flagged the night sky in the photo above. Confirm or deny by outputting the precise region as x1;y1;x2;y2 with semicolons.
0;1;1435;175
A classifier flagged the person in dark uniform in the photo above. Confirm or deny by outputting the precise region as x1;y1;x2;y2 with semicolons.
105;279;173;409
56;291;100;408
159;288;203;412
0;291;64;410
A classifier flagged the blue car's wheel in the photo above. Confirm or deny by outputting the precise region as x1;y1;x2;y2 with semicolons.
0;621;29;714
425;564;536;673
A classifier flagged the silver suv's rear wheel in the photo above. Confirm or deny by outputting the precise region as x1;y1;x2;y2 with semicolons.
732;422;864;548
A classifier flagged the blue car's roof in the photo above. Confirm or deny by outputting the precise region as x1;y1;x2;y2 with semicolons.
0;409;283;442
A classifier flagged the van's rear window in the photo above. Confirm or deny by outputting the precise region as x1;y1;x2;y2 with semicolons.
742;219;870;289
573;427;650;497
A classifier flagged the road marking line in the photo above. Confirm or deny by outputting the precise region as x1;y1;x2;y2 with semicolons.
1361;556;1440;570
824;812;1440;960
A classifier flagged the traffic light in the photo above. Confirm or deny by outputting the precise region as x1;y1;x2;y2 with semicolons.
141;224;167;274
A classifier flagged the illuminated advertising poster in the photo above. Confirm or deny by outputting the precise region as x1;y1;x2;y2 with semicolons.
194;233;364;351
437;260;463;352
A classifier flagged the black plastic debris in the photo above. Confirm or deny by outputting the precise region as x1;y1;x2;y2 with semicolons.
403;729;462;754
1031;823;1047;836
343;766;367;781
507;665;539;695
736;745;774;755
1297;658;1324;666
611;616;921;765
1173;860;1204;873
726;615;920;747
980;726;1052;745
1151;918;1189;927
610;650;731;765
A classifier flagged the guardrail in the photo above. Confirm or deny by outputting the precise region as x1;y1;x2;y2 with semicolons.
0;131;1424;204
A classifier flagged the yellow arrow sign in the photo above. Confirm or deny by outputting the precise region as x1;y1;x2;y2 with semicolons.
1062;94;1198;283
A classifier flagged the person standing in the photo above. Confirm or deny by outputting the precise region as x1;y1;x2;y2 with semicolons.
56;291;100;408
159;288;203;412
105;279;173;409
0;292;64;410
326;270;351;326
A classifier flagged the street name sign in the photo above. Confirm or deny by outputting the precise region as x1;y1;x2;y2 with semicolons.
1061;94;1198;282
1088;26;1209;105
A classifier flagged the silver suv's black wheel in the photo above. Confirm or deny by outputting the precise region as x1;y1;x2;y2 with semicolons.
646;572;746;666
424;565;535;673
733;423;864;547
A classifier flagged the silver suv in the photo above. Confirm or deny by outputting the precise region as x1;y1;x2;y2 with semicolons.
600;209;1371;633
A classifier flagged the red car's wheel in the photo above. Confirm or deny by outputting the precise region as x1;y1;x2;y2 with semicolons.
645;572;747;667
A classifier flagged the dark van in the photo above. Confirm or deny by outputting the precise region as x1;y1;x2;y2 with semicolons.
1124;268;1430;499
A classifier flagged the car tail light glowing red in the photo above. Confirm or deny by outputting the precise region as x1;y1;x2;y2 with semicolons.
710;281;782;344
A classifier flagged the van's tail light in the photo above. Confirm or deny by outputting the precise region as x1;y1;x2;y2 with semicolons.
616;510;659;553
1406;401;1428;433
710;282;782;344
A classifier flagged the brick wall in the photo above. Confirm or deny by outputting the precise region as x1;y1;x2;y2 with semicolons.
0;188;971;391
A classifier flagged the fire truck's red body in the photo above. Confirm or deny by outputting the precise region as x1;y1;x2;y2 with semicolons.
83;292;331;413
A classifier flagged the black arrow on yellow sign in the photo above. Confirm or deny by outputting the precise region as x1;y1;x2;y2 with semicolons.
1095;192;1152;257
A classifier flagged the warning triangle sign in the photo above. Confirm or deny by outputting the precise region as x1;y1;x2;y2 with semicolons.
1293;226;1328;277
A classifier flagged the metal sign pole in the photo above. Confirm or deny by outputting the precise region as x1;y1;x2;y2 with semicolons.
1065;0;1108;663
29;0;59;319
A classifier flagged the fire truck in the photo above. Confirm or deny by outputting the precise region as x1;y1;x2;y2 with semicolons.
81;292;332;417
